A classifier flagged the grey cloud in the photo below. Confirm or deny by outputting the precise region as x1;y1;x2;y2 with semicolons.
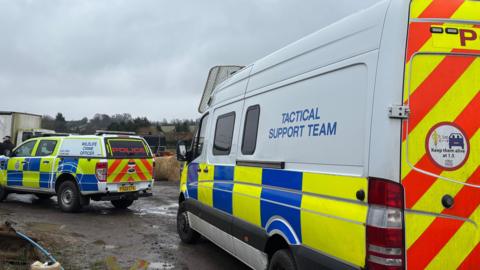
0;0;379;120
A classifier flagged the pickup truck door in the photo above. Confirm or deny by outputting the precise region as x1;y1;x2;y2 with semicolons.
0;156;7;186
34;139;60;190
6;140;37;187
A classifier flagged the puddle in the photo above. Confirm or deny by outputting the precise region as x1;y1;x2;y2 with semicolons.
158;242;177;250
148;262;175;270
134;203;177;217
0;208;12;215
26;222;65;232
104;245;117;250
99;209;112;215
6;194;36;204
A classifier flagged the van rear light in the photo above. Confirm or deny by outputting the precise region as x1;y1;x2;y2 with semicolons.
95;160;108;182
366;178;405;270
368;178;404;208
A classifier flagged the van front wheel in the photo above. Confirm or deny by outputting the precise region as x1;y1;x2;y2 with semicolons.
177;202;200;244
268;249;297;270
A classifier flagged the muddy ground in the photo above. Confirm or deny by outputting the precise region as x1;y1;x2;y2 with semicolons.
0;182;249;270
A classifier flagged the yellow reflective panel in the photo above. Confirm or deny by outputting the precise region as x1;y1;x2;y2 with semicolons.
432;25;480;51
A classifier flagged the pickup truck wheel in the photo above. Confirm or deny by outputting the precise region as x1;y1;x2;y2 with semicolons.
0;186;8;202
111;199;134;209
177;202;200;244
268;249;297;270
58;181;81;213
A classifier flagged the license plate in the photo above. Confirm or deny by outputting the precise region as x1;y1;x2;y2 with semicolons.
118;185;136;192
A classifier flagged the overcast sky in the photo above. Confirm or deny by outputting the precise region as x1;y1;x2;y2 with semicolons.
0;0;378;121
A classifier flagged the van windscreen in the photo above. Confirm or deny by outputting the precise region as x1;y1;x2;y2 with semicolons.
106;139;151;158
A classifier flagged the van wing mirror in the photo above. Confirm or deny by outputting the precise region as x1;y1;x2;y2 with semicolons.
198;65;244;113
176;141;189;162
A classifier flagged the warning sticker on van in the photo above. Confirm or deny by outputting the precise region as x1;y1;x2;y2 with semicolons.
426;122;470;171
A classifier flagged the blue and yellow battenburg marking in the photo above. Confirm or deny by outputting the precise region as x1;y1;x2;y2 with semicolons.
181;163;369;267
0;156;100;192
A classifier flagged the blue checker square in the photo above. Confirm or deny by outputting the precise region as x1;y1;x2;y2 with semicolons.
214;166;234;181
213;182;233;214
262;168;303;191
261;187;302;242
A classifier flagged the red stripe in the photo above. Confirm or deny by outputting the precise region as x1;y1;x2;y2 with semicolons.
459;243;480;270
114;164;129;182
140;159;153;175
404;157;443;208
403;55;476;141
403;92;480;208
406;23;433;62
406;0;464;61
407;167;480;270
135;162;147;181
418;0;464;19
443;168;480;218
108;159;122;175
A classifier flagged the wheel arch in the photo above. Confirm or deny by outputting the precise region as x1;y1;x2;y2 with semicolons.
264;233;291;260
179;192;186;204
55;173;80;193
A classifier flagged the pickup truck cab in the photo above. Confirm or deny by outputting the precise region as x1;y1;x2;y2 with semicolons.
0;134;154;212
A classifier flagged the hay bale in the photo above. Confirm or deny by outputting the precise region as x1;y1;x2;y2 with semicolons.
153;156;180;182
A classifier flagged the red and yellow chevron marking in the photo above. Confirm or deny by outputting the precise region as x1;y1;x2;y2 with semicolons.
107;159;153;183
403;1;480;269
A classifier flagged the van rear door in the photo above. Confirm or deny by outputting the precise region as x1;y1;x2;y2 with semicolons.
105;138;153;183
402;2;480;269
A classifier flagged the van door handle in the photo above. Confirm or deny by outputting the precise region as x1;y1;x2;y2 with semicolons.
21;161;28;164
42;160;50;164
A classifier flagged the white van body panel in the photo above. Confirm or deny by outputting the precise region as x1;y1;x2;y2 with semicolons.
246;0;389;94
209;0;398;179
367;0;410;182
185;0;421;269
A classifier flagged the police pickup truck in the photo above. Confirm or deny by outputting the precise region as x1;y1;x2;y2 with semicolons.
0;134;154;212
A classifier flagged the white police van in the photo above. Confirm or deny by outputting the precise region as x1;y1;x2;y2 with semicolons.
176;0;480;270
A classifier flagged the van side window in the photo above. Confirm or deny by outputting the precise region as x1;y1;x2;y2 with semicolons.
35;140;57;157
241;105;260;155
213;112;236;156
192;113;209;160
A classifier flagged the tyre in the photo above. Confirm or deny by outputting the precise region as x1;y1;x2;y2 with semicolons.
268;249;297;270
35;194;53;200
0;186;8;202
177;202;200;244
57;181;81;213
111;199;134;209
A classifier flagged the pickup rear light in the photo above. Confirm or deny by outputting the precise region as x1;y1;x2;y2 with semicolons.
95;160;108;182
366;178;405;270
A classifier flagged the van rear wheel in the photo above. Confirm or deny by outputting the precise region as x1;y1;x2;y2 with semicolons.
58;181;81;213
177;202;200;244
268;249;297;270
111;199;134;209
